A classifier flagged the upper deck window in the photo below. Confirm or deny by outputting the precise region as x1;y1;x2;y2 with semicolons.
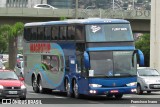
86;24;133;42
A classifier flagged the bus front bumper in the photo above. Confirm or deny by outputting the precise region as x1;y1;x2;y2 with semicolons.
88;86;137;95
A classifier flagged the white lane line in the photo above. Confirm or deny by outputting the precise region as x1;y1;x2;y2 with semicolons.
123;95;132;98
28;92;67;99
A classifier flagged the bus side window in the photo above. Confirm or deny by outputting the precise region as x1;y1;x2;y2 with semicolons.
45;27;51;40
75;26;85;41
37;27;44;40
24;28;31;41
31;27;37;41
60;26;67;40
51;26;59;40
67;26;75;40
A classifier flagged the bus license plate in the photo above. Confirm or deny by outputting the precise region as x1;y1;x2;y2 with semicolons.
8;91;18;95
154;85;160;88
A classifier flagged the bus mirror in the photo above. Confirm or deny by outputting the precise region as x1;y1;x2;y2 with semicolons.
133;49;144;67
83;51;90;69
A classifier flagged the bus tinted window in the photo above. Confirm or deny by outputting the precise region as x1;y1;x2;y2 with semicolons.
86;24;133;42
76;26;85;41
31;27;37;40
51;26;59;40
45;27;51;40
67;26;75;40
37;27;44;40
24;28;31;41
60;26;67;40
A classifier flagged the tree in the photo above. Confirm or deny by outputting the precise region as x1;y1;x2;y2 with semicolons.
0;24;11;53
0;36;7;53
135;33;150;67
0;22;24;69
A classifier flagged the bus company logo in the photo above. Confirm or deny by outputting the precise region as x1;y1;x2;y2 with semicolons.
30;43;51;53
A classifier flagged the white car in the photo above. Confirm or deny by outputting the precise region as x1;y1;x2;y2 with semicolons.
137;67;160;94
33;4;58;9
14;61;24;77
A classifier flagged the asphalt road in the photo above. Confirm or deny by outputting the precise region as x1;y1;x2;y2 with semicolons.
26;84;160;104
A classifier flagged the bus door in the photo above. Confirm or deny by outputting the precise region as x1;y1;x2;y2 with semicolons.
76;54;89;94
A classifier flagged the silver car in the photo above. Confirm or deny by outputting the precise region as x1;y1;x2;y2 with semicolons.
137;67;160;94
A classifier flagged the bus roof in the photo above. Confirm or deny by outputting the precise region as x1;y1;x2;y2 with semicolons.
24;18;130;27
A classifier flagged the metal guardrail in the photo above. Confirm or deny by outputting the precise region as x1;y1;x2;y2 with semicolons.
0;8;150;19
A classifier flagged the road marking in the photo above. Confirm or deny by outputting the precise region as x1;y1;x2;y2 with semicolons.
123;95;132;98
28;92;39;95
53;96;67;99
28;92;67;99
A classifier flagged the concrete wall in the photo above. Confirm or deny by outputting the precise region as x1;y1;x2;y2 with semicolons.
0;0;6;7
150;0;160;71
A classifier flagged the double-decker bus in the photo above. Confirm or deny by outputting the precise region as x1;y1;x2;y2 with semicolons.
23;18;144;99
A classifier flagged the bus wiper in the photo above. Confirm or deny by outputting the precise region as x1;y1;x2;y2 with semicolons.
149;75;160;76
94;75;110;78
120;73;136;77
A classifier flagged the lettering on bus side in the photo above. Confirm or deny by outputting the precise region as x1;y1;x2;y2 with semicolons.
30;43;51;53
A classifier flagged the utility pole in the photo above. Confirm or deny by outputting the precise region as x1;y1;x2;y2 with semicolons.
75;0;78;19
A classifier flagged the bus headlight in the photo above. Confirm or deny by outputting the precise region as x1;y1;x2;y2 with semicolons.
89;84;102;88
126;82;137;86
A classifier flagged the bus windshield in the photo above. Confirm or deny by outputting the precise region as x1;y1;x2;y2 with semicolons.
89;51;137;77
86;24;133;42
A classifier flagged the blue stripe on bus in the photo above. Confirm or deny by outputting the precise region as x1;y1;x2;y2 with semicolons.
29;64;64;88
137;49;145;66
86;46;135;51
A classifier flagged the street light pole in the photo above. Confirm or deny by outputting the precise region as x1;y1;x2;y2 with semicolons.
113;0;115;10
75;0;78;19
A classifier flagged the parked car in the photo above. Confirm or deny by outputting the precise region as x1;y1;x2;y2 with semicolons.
17;54;23;61
0;62;5;70
0;70;26;100
14;61;24;77
33;4;58;9
137;67;160;94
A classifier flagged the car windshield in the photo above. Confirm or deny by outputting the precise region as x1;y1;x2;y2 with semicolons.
138;69;160;76
0;71;19;80
89;51;137;77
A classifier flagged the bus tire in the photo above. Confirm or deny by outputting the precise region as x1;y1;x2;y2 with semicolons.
32;77;39;93
65;79;72;97
73;80;81;99
114;94;123;99
38;78;45;94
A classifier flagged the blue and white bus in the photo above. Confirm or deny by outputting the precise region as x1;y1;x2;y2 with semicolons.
23;18;144;99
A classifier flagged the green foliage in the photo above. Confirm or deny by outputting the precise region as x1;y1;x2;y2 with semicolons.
135;33;150;66
0;22;24;53
60;17;67;20
0;35;7;53
0;24;11;53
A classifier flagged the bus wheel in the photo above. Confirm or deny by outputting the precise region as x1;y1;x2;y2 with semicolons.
65;79;72;97
114;94;123;99
137;84;143;95
73;80;80;99
38;78;45;94
32;77;39;93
